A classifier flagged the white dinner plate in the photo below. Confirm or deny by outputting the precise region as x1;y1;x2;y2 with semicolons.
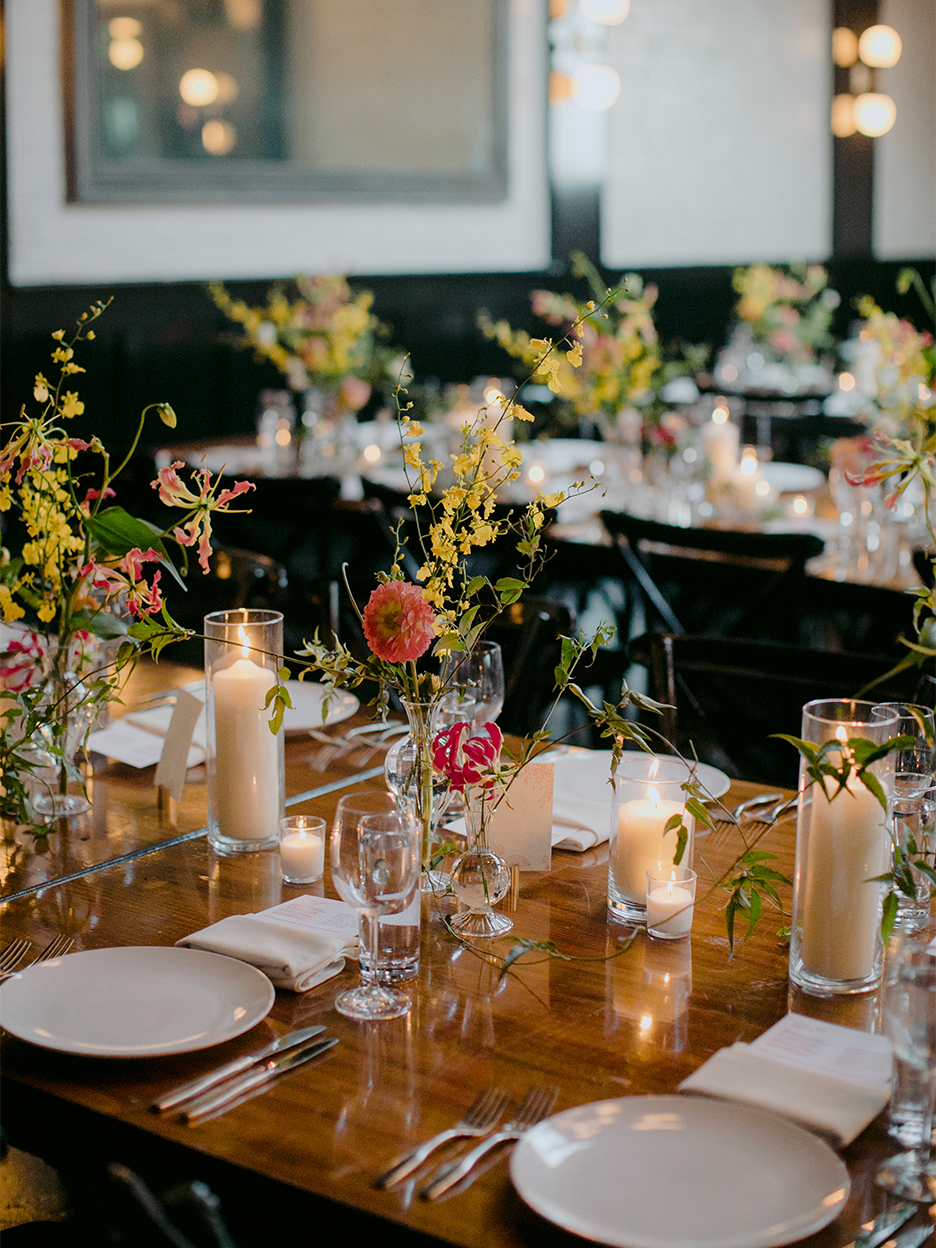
0;947;275;1058
127;680;359;739
510;1095;850;1248
760;462;825;494
543;750;730;802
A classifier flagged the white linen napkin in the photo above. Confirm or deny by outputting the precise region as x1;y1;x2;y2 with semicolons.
177;909;358;993
678;1014;892;1146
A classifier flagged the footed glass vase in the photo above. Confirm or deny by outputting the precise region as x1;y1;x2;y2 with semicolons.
384;699;451;892
449;785;512;937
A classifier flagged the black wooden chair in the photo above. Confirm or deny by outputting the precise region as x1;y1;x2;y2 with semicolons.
484;597;573;737
599;510;826;644
628;631;935;786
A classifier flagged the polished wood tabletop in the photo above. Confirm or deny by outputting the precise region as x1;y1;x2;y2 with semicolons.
0;685;932;1248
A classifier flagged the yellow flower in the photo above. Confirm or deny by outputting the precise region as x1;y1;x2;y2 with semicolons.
0;586;24;622
566;342;583;367
60;392;85;419
34;375;49;402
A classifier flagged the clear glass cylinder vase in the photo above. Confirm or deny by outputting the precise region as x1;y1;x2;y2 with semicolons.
789;699;898;995
30;671;93;819
205;609;284;854
384;698;450;888
449;785;512;938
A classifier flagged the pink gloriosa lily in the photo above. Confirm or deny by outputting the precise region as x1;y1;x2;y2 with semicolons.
432;721;503;791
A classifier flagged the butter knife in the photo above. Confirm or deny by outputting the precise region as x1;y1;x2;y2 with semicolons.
153;1024;326;1112
851;1203;917;1248
183;1035;338;1121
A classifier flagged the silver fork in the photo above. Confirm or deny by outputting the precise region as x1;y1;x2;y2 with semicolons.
376;1086;510;1189
421;1085;559;1201
0;939;31;975
0;935;74;981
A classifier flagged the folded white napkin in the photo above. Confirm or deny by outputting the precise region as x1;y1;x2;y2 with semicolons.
679;1015;892;1146
551;799;610;851
177;913;357;993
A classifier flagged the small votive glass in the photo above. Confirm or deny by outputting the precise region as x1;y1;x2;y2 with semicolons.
279;815;326;885
608;760;694;925
646;865;697;940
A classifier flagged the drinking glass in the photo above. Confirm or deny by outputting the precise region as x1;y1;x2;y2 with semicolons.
872;703;936;932
330;796;419;1020
877;939;936;1200
439;642;505;731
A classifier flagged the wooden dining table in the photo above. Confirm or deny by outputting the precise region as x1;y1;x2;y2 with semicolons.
0;665;931;1248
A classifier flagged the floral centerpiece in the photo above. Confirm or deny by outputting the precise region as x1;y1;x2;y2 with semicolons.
479;253;704;452
731;262;837;366
847;291;934;437
0;299;256;828
209;274;401;416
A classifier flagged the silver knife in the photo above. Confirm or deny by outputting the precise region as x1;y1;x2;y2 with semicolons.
153;1025;326;1112
850;1203;917;1248
183;1035;339;1122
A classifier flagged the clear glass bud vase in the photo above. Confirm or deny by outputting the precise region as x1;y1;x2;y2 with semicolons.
384;699;451;891
449;785;512;938
30;671;93;819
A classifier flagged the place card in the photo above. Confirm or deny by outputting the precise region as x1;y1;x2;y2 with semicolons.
488;764;554;872
748;1012;892;1087
260;894;360;948
154;689;204;801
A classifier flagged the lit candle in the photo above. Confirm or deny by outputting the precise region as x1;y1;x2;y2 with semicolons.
280;830;325;883
212;627;280;842
799;730;889;982
613;780;689;905
646;872;695;938
702;410;739;478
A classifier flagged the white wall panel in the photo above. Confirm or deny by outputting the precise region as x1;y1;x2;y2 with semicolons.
875;0;936;260
601;0;831;269
6;0;550;286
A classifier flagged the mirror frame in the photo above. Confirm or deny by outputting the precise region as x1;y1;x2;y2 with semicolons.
65;0;509;204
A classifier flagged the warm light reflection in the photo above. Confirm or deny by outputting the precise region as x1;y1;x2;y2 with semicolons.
832;26;858;67
754;479;770;497
858;24;902;68
792;495;809;515
202;119;237;155
238;625;249;659
571;64;621;111
580;0;631;25
483;385;505;405
180;68;220;106
215;72;240;105
831;94;857;138
639;1014;653;1032
739;451;758;477
839;372;856;391
720;364;738;383
853;93;897;137
109;38;144;70
550;71;572;104
108;16;142;39
527;464;546;485
712;405;729;424
224;0;262;29
363;444;382;464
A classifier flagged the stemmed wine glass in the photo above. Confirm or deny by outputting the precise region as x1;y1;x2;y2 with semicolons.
330;794;419;1020
439;641;505;731
877;938;936;1200
872;702;936;932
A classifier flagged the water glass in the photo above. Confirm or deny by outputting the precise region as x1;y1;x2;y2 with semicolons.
439;642;505;730
330;794;419;1019
877;938;936;1200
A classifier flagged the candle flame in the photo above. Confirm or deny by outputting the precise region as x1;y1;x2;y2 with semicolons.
237;624;249;658
835;726;848;743
649;759;659;780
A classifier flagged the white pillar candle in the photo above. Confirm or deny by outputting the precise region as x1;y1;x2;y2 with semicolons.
213;653;280;842
647;879;694;938
702;417;740;477
280;831;325;882
799;770;889;982
614;787;688;904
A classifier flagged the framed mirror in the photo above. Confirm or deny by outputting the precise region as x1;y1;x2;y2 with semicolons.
67;0;508;203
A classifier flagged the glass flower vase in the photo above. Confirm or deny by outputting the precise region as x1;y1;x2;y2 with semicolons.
29;671;94;819
449;785;512;938
384;699;451;892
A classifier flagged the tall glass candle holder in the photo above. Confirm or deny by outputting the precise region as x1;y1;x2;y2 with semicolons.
789;699;898;996
205;609;284;854
608;759;694;925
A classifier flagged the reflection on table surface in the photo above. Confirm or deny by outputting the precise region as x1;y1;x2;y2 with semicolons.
0;727;926;1248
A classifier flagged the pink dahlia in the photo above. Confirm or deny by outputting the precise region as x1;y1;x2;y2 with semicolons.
362;581;436;663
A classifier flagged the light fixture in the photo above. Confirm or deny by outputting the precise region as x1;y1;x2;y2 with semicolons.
580;0;630;25
202;119;237;155
108;38;144;71
571;64;621;111
831;94;857;138
180;69;220;107
832;27;858;67
108;16;142;39
853;92;897;137
857;24;902;68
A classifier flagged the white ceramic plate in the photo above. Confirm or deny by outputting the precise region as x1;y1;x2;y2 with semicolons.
544;750;730;802
127;680;359;741
0;947;275;1058
760;462;825;494
511;1095;850;1248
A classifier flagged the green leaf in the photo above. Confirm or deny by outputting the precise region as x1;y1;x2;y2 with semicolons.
858;769;887;811
86;507;169;559
881;890;899;941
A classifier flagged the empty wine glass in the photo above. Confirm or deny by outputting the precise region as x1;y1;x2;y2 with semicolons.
872;702;936;931
877;939;936;1200
439;642;505;731
330;795;419;1020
